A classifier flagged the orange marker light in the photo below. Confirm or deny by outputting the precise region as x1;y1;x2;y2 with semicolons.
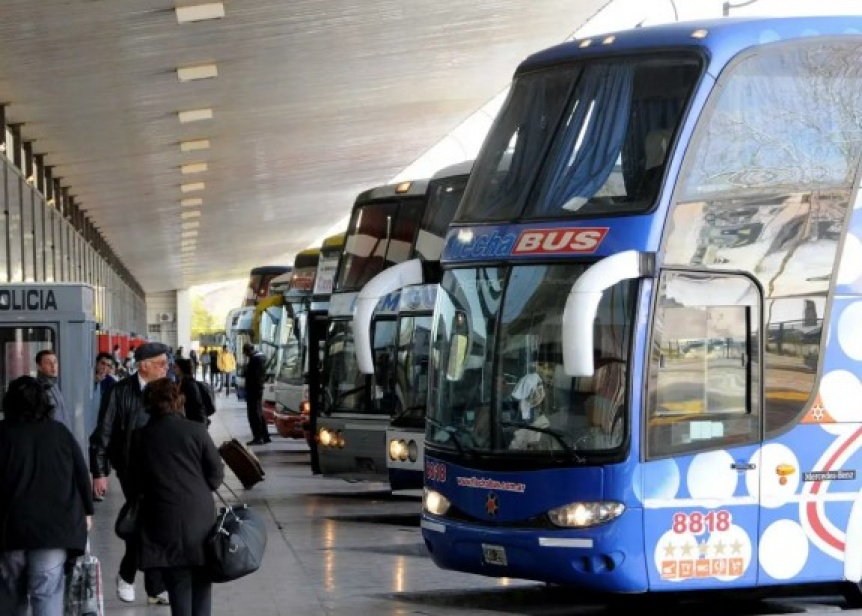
776;463;796;486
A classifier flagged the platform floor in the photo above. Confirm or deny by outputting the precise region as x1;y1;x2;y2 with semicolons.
89;392;526;616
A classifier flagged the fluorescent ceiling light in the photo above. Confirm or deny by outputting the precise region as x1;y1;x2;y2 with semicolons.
180;139;210;152
181;210;201;219
181;221;200;230
181;230;199;239
181;162;208;175
178;108;213;123
181;197;203;207
177;63;218;82
180;182;205;193
176;3;225;23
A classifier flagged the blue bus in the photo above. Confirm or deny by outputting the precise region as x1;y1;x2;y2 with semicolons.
352;160;473;490
421;16;862;597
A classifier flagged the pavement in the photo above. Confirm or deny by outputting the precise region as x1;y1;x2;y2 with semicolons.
87;390;525;615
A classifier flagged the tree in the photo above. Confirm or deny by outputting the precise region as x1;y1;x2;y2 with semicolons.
191;295;220;340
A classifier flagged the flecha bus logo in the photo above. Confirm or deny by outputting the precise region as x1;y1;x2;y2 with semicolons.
513;227;609;255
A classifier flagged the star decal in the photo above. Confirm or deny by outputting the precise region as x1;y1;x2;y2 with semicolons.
811;404;825;422
486;492;499;516
663;541;676;558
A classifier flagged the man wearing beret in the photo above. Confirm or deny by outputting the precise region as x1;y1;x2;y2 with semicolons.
89;342;170;606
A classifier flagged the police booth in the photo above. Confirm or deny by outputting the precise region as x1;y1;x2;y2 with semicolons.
0;284;97;450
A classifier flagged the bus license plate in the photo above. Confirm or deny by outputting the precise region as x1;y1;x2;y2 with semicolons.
482;544;507;566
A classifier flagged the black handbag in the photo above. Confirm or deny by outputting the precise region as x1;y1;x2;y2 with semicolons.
114;498;141;540
205;484;267;583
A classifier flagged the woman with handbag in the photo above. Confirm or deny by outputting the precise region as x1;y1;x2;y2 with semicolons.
134;377;223;616
0;375;94;615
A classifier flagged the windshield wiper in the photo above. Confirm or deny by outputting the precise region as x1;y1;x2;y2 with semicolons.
334;384;366;406
426;417;478;456
392;404;425;423
500;420;584;462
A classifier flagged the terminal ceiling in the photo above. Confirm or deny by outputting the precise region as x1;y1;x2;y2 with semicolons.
0;0;610;293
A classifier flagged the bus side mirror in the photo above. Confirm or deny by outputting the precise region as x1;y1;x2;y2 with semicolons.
446;310;469;382
562;251;653;377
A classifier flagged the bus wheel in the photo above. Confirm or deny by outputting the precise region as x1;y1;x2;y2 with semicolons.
842;582;862;608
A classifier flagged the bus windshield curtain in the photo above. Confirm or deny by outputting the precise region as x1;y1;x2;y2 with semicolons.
539;64;634;214
621;98;683;196
468;71;575;220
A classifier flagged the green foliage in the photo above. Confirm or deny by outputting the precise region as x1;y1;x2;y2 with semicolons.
191;295;220;340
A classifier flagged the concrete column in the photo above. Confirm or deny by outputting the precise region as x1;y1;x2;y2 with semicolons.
176;288;191;351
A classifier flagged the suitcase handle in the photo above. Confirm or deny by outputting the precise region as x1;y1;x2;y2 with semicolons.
214;482;243;508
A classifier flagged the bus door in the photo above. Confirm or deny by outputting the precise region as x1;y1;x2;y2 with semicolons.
643;270;762;590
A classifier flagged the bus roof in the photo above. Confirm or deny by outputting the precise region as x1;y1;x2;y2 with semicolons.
354;178;430;205
431;159;473;180
518;16;862;76
320;232;345;251
293;248;320;268
249;265;291;276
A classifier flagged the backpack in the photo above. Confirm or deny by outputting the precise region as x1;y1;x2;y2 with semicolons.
197;380;217;416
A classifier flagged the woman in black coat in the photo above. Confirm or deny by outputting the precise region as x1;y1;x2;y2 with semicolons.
0;375;94;615
173;358;207;424
135;377;224;616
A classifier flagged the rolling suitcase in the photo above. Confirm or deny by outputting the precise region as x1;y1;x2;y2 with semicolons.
218;438;265;489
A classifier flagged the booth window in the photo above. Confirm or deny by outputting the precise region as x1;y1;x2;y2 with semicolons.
0;326;56;414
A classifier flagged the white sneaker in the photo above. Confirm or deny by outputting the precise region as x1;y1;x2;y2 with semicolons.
116;576;135;603
147;591;170;605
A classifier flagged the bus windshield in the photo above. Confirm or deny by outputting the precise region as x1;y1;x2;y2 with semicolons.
258;304;284;374
427;265;636;458
458;54;700;221
277;301;306;385
391;314;433;429
415;173;470;261
336;200;426;291
323;320;368;414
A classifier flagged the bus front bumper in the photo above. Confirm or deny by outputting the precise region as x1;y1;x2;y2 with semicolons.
421;511;647;592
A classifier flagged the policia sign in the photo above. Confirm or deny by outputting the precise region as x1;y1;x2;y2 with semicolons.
0;288;59;311
0;284;93;314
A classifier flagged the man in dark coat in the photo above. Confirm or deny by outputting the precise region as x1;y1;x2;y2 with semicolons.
242;343;270;445
88;342;171;606
35;349;72;431
91;352;118;501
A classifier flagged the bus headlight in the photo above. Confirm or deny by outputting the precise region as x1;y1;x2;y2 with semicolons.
547;501;625;528
318;428;333;447
407;440;418;462
336;431;346;448
423;488;450;516
389;439;407;461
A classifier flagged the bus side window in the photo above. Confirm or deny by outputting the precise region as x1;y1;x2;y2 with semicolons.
646;271;761;459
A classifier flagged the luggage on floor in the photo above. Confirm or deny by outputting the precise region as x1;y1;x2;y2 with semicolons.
64;541;103;616
218;438;265;489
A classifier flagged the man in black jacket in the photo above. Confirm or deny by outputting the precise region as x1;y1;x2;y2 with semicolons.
89;342;170;606
242;343;270;445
